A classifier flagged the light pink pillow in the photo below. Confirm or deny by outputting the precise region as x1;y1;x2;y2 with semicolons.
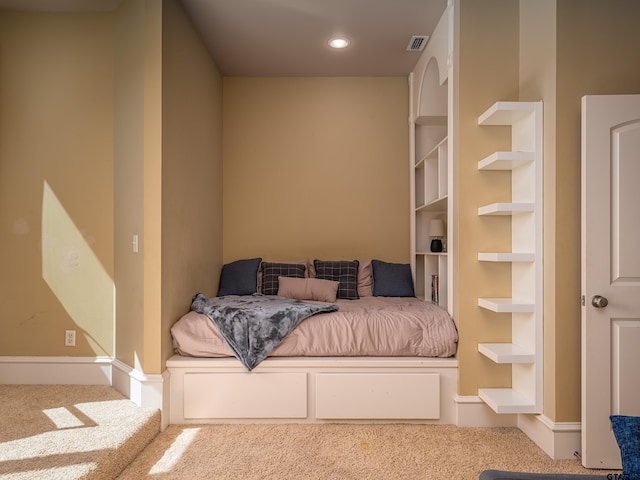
277;276;339;303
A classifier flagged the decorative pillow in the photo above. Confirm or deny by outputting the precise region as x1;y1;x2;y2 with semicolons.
277;277;339;303
261;262;306;295
357;259;373;297
257;259;308;292
217;257;262;296
371;260;415;297
610;415;640;479
309;259;373;297
313;260;359;300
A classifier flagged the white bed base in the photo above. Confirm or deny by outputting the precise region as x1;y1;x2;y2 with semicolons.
167;355;458;424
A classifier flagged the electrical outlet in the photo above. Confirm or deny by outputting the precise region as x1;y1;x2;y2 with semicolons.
65;330;76;347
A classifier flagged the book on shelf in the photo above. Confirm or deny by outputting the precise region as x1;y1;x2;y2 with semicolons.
431;274;439;304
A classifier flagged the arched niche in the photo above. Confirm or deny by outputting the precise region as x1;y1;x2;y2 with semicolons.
417;57;448;122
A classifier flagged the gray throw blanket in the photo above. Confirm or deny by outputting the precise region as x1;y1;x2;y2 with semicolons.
190;293;338;371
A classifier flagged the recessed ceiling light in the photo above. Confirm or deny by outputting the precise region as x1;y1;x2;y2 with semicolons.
328;36;351;49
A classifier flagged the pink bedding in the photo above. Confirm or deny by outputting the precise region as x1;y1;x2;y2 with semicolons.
171;296;458;358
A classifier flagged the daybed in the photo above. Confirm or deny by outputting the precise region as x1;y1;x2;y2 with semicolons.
167;258;459;424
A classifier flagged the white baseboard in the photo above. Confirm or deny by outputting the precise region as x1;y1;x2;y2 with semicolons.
518;413;581;460
0;356;112;385
0;356;168;429
112;359;170;430
456;396;581;460
455;395;517;427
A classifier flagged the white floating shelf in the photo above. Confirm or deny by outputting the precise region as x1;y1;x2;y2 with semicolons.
478;343;535;363
478;298;535;313
478;388;538;414
478;252;535;262
478;203;534;216
478;151;534;171
478;102;537;126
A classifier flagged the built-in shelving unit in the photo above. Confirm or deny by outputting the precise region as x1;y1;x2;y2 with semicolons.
415;135;448;210
409;4;453;313
476;101;543;415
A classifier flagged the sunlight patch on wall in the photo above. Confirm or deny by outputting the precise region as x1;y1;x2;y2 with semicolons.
41;181;115;355
134;352;143;377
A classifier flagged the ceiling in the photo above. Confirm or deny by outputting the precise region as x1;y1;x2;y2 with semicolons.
0;0;448;76
179;0;447;76
0;0;122;11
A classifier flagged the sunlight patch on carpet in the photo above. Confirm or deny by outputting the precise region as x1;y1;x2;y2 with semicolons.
149;427;200;474
42;407;85;429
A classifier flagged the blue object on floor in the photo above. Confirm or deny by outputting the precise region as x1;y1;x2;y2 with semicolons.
479;470;609;480
610;415;640;480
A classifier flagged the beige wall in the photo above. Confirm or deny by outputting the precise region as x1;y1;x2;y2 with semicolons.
455;0;640;422
0;0;221;375
552;0;640;421
455;0;520;396
113;0;164;373
114;0;223;373
160;0;223;365
0;12;115;357
222;77;410;264
517;0;640;423
113;0;147;371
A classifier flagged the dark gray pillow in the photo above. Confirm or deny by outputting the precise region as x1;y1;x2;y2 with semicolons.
314;260;359;300
261;262;306;295
217;258;262;296
371;260;415;297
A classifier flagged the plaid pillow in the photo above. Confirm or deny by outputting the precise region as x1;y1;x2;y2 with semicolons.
261;262;306;295
313;260;360;300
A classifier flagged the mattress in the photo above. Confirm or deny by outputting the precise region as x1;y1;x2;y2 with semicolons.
171;296;458;358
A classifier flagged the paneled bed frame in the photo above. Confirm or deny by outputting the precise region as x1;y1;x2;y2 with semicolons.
167;355;458;424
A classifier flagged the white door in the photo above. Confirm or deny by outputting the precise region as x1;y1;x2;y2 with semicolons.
581;94;640;469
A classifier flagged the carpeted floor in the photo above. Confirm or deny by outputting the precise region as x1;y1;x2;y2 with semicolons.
116;423;615;480
0;385;618;480
0;385;160;480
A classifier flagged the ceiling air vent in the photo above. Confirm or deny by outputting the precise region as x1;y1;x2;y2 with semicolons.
407;35;429;52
